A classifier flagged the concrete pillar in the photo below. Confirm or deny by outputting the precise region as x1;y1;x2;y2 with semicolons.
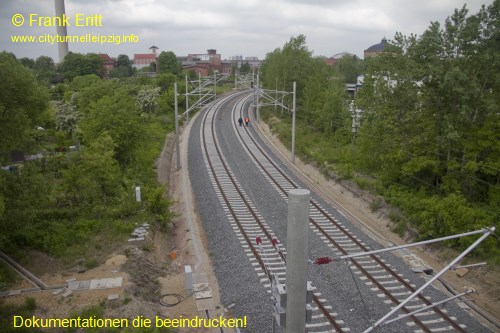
54;0;69;62
184;265;193;293
285;188;310;333
135;186;141;202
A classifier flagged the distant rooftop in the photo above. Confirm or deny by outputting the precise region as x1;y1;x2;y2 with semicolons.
330;51;354;59
365;37;387;53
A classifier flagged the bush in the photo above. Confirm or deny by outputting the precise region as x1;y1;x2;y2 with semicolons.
369;197;384;212
84;258;98;269
0;298;43;333
0;262;17;291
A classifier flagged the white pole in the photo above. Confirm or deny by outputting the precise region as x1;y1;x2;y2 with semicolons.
383;289;474;325
174;83;181;171
213;72;217;99
253;68;256;115
285;189;310;333
291;82;297;164
256;72;260;123
185;75;189;118
363;227;495;333
338;228;490;261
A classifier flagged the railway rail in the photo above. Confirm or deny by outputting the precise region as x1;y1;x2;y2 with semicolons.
196;90;488;332
232;92;473;333
200;92;349;332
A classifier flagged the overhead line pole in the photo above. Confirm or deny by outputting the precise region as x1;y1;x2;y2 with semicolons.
174;83;181;171
256;72;260;123
254;80;296;163
291;81;296;164
213;72;217;99
185;75;189;118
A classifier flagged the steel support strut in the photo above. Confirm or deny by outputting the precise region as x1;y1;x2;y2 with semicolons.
363;227;495;333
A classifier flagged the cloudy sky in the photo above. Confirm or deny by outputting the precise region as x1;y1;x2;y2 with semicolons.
1;0;493;62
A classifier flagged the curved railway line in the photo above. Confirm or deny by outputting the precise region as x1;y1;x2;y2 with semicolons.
196;90;489;332
200;92;349;332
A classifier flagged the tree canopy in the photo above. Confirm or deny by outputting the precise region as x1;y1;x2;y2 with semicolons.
110;54;135;78
0;54;178;263
59;52;105;81
259;2;499;260
0;52;48;161
157;51;181;75
33;56;56;84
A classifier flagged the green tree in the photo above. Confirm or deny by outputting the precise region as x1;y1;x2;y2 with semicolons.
19;57;34;68
78;87;145;165
59;52;104;81
261;35;348;131
110;54;135;78
157;51;181;74
333;55;365;83
261;34;313;96
116;54;132;69
0;161;52;250
239;62;251;74
155;73;177;91
63;133;122;207
71;74;102;91
71;78;116;114
0;52;48;161
33;56;56;84
136;86;161;117
354;1;499;243
52;100;79;136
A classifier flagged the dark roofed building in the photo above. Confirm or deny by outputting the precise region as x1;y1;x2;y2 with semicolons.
364;37;387;59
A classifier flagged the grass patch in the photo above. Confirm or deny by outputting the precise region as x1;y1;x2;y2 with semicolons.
391;219;408;237
0;298;42;333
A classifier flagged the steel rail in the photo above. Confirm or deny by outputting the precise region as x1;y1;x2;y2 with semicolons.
235;95;467;333
200;92;346;333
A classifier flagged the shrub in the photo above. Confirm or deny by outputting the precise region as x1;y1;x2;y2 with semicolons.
369;197;384;212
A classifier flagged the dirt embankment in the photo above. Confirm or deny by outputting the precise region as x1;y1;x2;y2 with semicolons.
3;127;227;332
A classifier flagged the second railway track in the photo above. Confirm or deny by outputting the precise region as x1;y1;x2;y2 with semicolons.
189;90;491;333
200;92;349;332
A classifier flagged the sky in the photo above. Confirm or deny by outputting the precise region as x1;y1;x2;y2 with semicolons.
1;0;494;62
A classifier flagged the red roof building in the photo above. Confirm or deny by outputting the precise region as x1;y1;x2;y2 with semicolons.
99;53;116;72
133;46;159;69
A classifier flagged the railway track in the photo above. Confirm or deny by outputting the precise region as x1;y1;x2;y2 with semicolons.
194;92;488;333
230;92;472;333
200;92;350;332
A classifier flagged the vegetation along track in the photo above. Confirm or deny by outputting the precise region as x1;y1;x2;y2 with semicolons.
232;91;473;333
200;91;350;333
